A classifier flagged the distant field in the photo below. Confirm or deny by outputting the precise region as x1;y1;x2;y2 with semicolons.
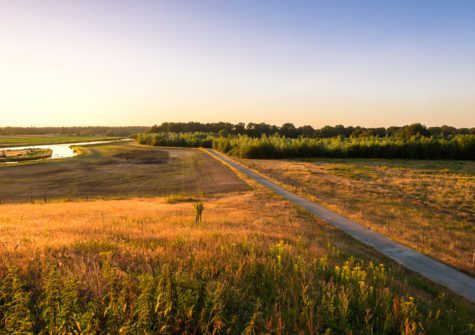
0;142;249;203
243;158;475;275
0;135;119;148
0;189;473;333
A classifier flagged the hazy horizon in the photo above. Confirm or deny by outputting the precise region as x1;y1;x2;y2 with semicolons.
1;0;474;128
1;121;472;130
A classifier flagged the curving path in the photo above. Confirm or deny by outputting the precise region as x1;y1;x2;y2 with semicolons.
206;149;475;304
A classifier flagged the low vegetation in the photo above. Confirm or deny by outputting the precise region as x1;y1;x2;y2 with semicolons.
243;158;475;276
0;148;52;162
136;132;214;148
0;191;473;334
165;193;201;204
0;142;248;203
0;126;148;137
0;135;120;148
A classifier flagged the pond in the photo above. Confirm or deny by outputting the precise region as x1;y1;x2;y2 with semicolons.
1;139;131;162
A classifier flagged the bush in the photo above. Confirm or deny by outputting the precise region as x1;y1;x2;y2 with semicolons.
135;132;213;148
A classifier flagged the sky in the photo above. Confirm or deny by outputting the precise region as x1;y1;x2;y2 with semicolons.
0;0;474;128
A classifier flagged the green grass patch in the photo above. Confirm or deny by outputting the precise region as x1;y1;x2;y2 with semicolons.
0;135;121;148
166;193;200;203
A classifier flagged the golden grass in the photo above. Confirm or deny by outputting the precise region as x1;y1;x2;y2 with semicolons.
0;192;324;267
242;158;475;275
0;187;464;297
0;187;474;333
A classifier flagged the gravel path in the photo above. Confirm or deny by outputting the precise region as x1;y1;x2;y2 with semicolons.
206;149;475;304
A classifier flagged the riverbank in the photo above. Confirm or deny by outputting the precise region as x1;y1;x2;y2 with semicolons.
0;148;52;163
0;135;123;148
0;138;133;163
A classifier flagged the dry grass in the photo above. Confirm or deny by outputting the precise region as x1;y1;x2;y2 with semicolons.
0;186;474;333
243;158;475;275
0;142;249;203
0;191;324;269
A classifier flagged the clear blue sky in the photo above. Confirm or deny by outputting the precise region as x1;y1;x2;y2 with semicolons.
1;0;474;127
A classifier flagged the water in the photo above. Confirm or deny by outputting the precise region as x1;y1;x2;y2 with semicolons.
1;139;131;162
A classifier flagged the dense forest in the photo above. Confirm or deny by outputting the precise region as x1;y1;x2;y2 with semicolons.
0;126;148;136
137;123;475;160
150;122;475;138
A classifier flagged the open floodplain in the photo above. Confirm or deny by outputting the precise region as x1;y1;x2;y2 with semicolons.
0;141;474;334
0;141;249;203
0;135;119;148
243;158;475;277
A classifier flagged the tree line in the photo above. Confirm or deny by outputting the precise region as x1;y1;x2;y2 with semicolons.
150;122;475;139
136;131;475;160
0;126;148;137
213;134;475;160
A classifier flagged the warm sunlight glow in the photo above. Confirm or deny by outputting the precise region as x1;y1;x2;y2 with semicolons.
1;0;474;127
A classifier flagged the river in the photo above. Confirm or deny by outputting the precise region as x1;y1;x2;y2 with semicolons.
1;139;131;162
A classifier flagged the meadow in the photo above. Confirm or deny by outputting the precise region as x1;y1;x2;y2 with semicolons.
0;135;119;148
242;158;475;276
0;142;249;203
1;139;474;334
0;187;474;334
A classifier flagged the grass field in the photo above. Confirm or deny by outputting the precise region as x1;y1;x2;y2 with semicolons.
242;158;475;276
0;187;474;333
0;142;249;203
1;141;474;333
0;135;120;148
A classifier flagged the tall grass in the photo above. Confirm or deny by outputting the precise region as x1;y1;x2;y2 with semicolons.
0;245;446;334
0;194;473;334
